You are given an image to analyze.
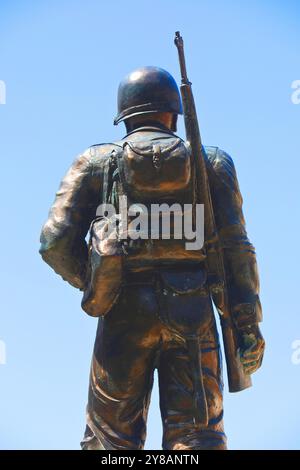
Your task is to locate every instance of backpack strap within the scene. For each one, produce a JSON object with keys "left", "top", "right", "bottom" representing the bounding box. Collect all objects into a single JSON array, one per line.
[{"left": 100, "top": 142, "right": 123, "bottom": 205}]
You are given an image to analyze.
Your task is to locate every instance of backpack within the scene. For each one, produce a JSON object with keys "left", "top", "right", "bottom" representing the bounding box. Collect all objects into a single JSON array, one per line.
[{"left": 81, "top": 135, "right": 205, "bottom": 317}]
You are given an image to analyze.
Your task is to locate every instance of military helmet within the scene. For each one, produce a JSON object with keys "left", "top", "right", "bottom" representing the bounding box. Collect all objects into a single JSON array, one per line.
[{"left": 114, "top": 66, "right": 183, "bottom": 125}]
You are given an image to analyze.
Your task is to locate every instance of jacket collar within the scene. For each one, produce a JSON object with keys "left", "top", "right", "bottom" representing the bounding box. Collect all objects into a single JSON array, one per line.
[{"left": 123, "top": 124, "right": 176, "bottom": 139}]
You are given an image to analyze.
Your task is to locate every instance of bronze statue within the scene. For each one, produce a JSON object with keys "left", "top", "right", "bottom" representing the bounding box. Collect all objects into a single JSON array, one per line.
[{"left": 40, "top": 33, "right": 264, "bottom": 450}]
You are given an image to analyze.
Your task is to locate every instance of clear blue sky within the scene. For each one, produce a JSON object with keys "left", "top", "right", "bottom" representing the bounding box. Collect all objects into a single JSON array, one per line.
[{"left": 0, "top": 0, "right": 299, "bottom": 450}]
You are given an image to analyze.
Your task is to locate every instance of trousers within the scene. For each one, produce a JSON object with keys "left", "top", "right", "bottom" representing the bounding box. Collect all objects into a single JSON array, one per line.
[{"left": 81, "top": 272, "right": 227, "bottom": 450}]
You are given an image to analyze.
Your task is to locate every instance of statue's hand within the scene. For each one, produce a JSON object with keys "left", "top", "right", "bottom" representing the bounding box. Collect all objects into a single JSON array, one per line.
[{"left": 239, "top": 324, "right": 265, "bottom": 374}]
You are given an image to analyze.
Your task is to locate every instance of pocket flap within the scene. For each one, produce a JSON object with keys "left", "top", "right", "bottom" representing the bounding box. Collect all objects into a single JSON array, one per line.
[{"left": 160, "top": 267, "right": 207, "bottom": 294}]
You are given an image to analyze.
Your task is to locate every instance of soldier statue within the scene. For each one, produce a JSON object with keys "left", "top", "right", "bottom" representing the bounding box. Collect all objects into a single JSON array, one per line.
[{"left": 40, "top": 33, "right": 264, "bottom": 450}]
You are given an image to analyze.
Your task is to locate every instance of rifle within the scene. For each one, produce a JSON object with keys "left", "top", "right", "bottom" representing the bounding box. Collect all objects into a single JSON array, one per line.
[{"left": 174, "top": 31, "right": 251, "bottom": 392}]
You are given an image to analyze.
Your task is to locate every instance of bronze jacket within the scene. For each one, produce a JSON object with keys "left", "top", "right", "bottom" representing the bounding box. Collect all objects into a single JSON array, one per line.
[{"left": 39, "top": 129, "right": 262, "bottom": 326}]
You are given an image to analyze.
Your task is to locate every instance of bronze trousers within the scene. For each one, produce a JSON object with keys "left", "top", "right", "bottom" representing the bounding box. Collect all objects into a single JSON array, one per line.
[{"left": 81, "top": 275, "right": 227, "bottom": 450}]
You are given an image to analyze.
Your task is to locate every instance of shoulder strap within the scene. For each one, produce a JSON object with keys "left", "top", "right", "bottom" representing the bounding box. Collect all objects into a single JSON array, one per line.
[{"left": 101, "top": 143, "right": 123, "bottom": 204}]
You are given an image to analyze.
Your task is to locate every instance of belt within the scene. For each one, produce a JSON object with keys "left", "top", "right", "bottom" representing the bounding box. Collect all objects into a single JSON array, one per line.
[{"left": 123, "top": 269, "right": 158, "bottom": 286}]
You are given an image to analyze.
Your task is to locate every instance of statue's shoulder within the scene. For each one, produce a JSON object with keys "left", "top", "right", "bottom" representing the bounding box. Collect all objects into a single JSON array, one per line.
[
  {"left": 85, "top": 142, "right": 122, "bottom": 175},
  {"left": 204, "top": 145, "right": 239, "bottom": 193},
  {"left": 89, "top": 142, "right": 123, "bottom": 165}
]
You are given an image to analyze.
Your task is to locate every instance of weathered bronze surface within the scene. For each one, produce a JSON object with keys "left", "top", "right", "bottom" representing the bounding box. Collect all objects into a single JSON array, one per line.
[{"left": 39, "top": 33, "right": 264, "bottom": 450}]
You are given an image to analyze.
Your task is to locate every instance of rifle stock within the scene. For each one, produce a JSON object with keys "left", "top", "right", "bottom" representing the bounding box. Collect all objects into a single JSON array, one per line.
[{"left": 174, "top": 31, "right": 251, "bottom": 392}]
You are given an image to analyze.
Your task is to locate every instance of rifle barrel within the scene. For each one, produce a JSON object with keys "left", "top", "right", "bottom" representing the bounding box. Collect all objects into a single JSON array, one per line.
[{"left": 174, "top": 31, "right": 189, "bottom": 84}]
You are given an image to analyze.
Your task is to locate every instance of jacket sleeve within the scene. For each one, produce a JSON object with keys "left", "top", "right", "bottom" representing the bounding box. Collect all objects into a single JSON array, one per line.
[
  {"left": 39, "top": 148, "right": 101, "bottom": 290},
  {"left": 206, "top": 147, "right": 262, "bottom": 328}
]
